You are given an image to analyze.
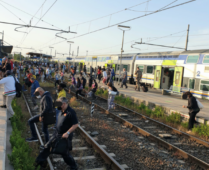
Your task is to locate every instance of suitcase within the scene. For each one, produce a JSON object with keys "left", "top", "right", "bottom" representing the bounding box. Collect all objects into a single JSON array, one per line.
[{"left": 141, "top": 85, "right": 148, "bottom": 92}]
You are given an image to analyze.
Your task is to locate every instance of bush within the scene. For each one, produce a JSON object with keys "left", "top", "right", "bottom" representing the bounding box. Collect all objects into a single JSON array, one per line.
[
  {"left": 192, "top": 124, "right": 209, "bottom": 137},
  {"left": 8, "top": 99, "right": 39, "bottom": 170}
]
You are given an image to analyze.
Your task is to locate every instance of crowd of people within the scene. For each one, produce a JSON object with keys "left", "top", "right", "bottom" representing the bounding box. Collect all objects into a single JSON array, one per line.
[{"left": 0, "top": 55, "right": 203, "bottom": 169}]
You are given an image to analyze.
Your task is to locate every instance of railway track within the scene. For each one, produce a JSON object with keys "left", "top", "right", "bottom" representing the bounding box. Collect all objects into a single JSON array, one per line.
[
  {"left": 22, "top": 92, "right": 127, "bottom": 170},
  {"left": 53, "top": 79, "right": 209, "bottom": 170}
]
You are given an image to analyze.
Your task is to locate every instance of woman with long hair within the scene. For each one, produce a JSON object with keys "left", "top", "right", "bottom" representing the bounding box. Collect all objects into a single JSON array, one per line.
[
  {"left": 87, "top": 79, "right": 98, "bottom": 99},
  {"left": 75, "top": 77, "right": 84, "bottom": 99},
  {"left": 107, "top": 82, "right": 118, "bottom": 111},
  {"left": 182, "top": 91, "right": 200, "bottom": 133}
]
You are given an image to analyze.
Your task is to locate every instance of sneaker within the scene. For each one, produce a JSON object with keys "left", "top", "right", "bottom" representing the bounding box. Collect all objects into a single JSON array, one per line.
[
  {"left": 0, "top": 105, "right": 6, "bottom": 108},
  {"left": 33, "top": 105, "right": 39, "bottom": 110},
  {"left": 26, "top": 137, "right": 38, "bottom": 142}
]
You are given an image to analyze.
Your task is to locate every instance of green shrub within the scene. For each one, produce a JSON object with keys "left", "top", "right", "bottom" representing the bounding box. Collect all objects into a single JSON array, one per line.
[
  {"left": 181, "top": 122, "right": 188, "bottom": 129},
  {"left": 192, "top": 124, "right": 209, "bottom": 137},
  {"left": 166, "top": 112, "right": 181, "bottom": 124},
  {"left": 8, "top": 99, "right": 39, "bottom": 170}
]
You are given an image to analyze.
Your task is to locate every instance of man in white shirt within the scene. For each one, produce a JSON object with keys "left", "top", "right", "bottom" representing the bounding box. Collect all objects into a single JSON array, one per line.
[
  {"left": 0, "top": 70, "right": 17, "bottom": 119},
  {"left": 46, "top": 67, "right": 49, "bottom": 79},
  {"left": 102, "top": 69, "right": 107, "bottom": 85}
]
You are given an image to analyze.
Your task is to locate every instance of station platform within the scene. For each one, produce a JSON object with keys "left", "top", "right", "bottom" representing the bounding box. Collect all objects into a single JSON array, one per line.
[
  {"left": 0, "top": 85, "right": 13, "bottom": 170},
  {"left": 96, "top": 80, "right": 209, "bottom": 124}
]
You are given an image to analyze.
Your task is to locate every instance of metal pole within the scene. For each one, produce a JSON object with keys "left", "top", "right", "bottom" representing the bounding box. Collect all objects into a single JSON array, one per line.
[
  {"left": 185, "top": 24, "right": 190, "bottom": 51},
  {"left": 118, "top": 30, "right": 125, "bottom": 84},
  {"left": 20, "top": 52, "right": 21, "bottom": 63}
]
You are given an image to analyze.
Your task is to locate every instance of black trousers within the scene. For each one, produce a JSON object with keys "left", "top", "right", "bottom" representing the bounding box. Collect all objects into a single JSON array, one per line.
[
  {"left": 188, "top": 110, "right": 200, "bottom": 130},
  {"left": 76, "top": 90, "right": 84, "bottom": 99},
  {"left": 36, "top": 146, "right": 77, "bottom": 169},
  {"left": 98, "top": 74, "right": 101, "bottom": 83},
  {"left": 55, "top": 80, "right": 60, "bottom": 87}
]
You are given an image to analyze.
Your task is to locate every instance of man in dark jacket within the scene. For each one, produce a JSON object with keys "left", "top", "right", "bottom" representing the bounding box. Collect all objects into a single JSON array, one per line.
[
  {"left": 35, "top": 97, "right": 78, "bottom": 170},
  {"left": 26, "top": 87, "right": 53, "bottom": 143},
  {"left": 182, "top": 91, "right": 200, "bottom": 133}
]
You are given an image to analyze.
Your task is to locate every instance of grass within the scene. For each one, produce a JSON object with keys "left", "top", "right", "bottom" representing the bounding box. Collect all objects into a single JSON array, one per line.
[
  {"left": 9, "top": 97, "right": 40, "bottom": 170},
  {"left": 39, "top": 81, "right": 55, "bottom": 87}
]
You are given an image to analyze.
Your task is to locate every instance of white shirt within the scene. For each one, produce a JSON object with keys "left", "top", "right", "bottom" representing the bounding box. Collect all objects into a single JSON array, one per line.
[
  {"left": 103, "top": 71, "right": 107, "bottom": 78},
  {"left": 35, "top": 68, "right": 39, "bottom": 75},
  {"left": 46, "top": 68, "right": 49, "bottom": 74}
]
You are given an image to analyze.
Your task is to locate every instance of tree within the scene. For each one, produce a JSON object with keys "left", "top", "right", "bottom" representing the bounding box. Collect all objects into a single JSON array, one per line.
[{"left": 13, "top": 54, "right": 25, "bottom": 61}]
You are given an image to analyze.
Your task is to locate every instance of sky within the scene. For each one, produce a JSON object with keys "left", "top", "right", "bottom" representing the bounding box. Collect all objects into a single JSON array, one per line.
[{"left": 0, "top": 0, "right": 209, "bottom": 59}]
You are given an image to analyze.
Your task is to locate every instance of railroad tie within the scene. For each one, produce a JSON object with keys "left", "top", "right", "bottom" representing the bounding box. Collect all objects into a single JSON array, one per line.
[
  {"left": 53, "top": 153, "right": 115, "bottom": 162},
  {"left": 73, "top": 145, "right": 106, "bottom": 151},
  {"left": 84, "top": 164, "right": 129, "bottom": 170}
]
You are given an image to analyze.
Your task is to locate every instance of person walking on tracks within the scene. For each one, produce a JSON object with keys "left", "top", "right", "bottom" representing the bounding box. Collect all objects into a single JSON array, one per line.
[
  {"left": 182, "top": 91, "right": 200, "bottom": 133},
  {"left": 26, "top": 87, "right": 53, "bottom": 143},
  {"left": 30, "top": 76, "right": 40, "bottom": 110},
  {"left": 135, "top": 67, "right": 142, "bottom": 91},
  {"left": 120, "top": 68, "right": 128, "bottom": 89},
  {"left": 107, "top": 82, "right": 118, "bottom": 111},
  {"left": 35, "top": 97, "right": 78, "bottom": 170}
]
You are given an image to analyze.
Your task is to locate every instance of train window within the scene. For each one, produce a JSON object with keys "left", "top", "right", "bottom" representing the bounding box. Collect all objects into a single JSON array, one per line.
[
  {"left": 189, "top": 79, "right": 195, "bottom": 89},
  {"left": 136, "top": 65, "right": 144, "bottom": 73},
  {"left": 200, "top": 80, "right": 209, "bottom": 91},
  {"left": 203, "top": 55, "right": 209, "bottom": 64},
  {"left": 147, "top": 66, "right": 154, "bottom": 74},
  {"left": 187, "top": 55, "right": 199, "bottom": 63},
  {"left": 117, "top": 65, "right": 128, "bottom": 71}
]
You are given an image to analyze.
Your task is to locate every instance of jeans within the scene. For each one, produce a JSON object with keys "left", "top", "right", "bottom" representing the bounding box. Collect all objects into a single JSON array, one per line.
[
  {"left": 28, "top": 115, "right": 49, "bottom": 143},
  {"left": 121, "top": 79, "right": 127, "bottom": 88},
  {"left": 3, "top": 95, "right": 15, "bottom": 116},
  {"left": 36, "top": 145, "right": 77, "bottom": 169},
  {"left": 136, "top": 79, "right": 140, "bottom": 91}
]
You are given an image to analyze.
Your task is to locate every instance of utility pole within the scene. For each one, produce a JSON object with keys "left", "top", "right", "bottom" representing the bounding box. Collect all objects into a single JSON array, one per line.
[
  {"left": 185, "top": 24, "right": 190, "bottom": 51},
  {"left": 117, "top": 25, "right": 131, "bottom": 84},
  {"left": 0, "top": 31, "right": 4, "bottom": 58}
]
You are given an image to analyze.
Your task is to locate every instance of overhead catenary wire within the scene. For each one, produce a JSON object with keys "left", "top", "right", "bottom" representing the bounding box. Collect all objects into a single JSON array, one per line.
[
  {"left": 89, "top": 30, "right": 187, "bottom": 53},
  {"left": 19, "top": 0, "right": 48, "bottom": 44},
  {"left": 37, "top": 0, "right": 152, "bottom": 49},
  {"left": 69, "top": 0, "right": 152, "bottom": 27},
  {"left": 39, "top": 0, "right": 196, "bottom": 50},
  {"left": 20, "top": 0, "right": 58, "bottom": 45},
  {"left": 0, "top": 2, "right": 27, "bottom": 24},
  {"left": 0, "top": 0, "right": 61, "bottom": 29}
]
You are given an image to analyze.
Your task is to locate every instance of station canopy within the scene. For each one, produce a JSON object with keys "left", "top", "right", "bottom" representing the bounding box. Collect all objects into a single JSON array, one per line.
[
  {"left": 0, "top": 46, "right": 13, "bottom": 57},
  {"left": 26, "top": 52, "right": 52, "bottom": 59}
]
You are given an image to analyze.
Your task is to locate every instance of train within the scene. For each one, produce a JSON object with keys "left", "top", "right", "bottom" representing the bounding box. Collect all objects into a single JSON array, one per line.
[{"left": 52, "top": 49, "right": 209, "bottom": 99}]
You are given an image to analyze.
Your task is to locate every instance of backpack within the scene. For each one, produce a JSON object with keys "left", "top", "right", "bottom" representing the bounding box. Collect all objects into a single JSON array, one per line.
[{"left": 13, "top": 76, "right": 22, "bottom": 98}]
